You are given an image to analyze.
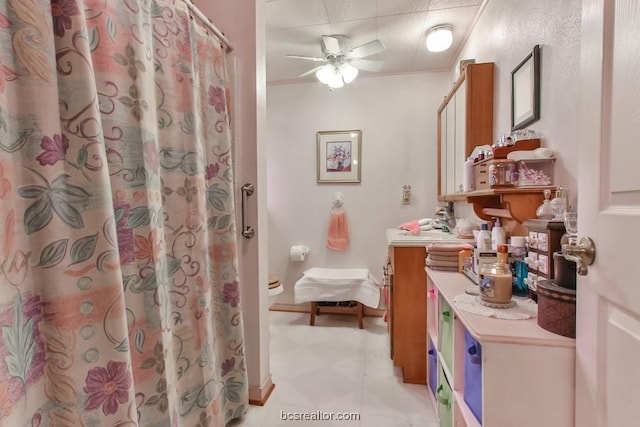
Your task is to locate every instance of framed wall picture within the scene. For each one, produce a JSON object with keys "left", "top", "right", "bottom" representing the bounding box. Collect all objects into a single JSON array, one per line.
[
  {"left": 316, "top": 130, "right": 362, "bottom": 183},
  {"left": 511, "top": 44, "right": 541, "bottom": 131}
]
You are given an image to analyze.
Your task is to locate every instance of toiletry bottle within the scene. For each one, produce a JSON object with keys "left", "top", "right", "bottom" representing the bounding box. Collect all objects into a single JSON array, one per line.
[
  {"left": 510, "top": 236, "right": 529, "bottom": 296},
  {"left": 550, "top": 186, "right": 568, "bottom": 220},
  {"left": 477, "top": 223, "right": 491, "bottom": 250},
  {"left": 491, "top": 217, "right": 506, "bottom": 251},
  {"left": 536, "top": 189, "right": 555, "bottom": 220},
  {"left": 479, "top": 244, "right": 512, "bottom": 304},
  {"left": 463, "top": 157, "right": 475, "bottom": 192}
]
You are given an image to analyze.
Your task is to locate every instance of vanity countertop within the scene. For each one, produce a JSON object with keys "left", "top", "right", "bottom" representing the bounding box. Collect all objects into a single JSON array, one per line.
[
  {"left": 427, "top": 268, "right": 575, "bottom": 348},
  {"left": 386, "top": 228, "right": 475, "bottom": 247}
]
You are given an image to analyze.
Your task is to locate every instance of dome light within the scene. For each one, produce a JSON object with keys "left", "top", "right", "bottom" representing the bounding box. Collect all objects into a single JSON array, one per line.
[{"left": 426, "top": 25, "right": 453, "bottom": 52}]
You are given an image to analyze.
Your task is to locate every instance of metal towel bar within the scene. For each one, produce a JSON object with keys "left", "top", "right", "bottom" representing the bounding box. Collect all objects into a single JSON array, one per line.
[{"left": 241, "top": 183, "right": 255, "bottom": 239}]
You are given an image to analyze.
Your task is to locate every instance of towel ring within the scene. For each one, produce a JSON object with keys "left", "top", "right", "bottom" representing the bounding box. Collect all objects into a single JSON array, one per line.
[{"left": 333, "top": 191, "right": 345, "bottom": 209}]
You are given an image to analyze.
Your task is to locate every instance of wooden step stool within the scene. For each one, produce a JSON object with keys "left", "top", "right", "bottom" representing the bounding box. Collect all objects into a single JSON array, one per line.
[{"left": 309, "top": 301, "right": 364, "bottom": 329}]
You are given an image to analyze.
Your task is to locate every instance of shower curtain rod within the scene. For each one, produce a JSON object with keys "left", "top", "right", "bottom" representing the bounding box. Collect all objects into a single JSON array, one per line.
[{"left": 181, "top": 0, "right": 233, "bottom": 52}]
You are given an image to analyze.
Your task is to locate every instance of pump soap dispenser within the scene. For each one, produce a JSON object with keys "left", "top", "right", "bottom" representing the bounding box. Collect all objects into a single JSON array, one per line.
[{"left": 491, "top": 217, "right": 506, "bottom": 251}]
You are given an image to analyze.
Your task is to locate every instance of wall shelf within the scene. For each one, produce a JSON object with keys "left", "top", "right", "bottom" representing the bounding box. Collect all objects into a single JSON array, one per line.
[{"left": 440, "top": 186, "right": 555, "bottom": 224}]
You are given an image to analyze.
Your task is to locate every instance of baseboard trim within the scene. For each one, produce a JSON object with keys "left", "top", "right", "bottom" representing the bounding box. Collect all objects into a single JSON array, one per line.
[{"left": 248, "top": 375, "right": 275, "bottom": 406}]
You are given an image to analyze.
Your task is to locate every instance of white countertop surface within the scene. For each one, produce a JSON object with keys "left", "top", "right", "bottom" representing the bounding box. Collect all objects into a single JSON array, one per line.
[
  {"left": 386, "top": 227, "right": 475, "bottom": 247},
  {"left": 427, "top": 268, "right": 575, "bottom": 348}
]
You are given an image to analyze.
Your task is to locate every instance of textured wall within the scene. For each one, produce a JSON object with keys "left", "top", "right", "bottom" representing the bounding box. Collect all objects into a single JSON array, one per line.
[
  {"left": 266, "top": 73, "right": 449, "bottom": 305},
  {"left": 455, "top": 0, "right": 582, "bottom": 209}
]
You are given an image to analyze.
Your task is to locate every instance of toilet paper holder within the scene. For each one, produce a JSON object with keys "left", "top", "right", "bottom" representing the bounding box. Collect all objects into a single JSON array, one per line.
[{"left": 290, "top": 245, "right": 309, "bottom": 262}]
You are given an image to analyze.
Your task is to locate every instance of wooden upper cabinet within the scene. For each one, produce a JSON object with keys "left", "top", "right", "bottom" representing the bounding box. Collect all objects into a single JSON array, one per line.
[{"left": 437, "top": 63, "right": 494, "bottom": 199}]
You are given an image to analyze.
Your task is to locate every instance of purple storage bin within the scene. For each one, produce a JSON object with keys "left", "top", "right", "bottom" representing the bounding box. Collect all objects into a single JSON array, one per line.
[
  {"left": 428, "top": 338, "right": 437, "bottom": 397},
  {"left": 463, "top": 329, "right": 482, "bottom": 423}
]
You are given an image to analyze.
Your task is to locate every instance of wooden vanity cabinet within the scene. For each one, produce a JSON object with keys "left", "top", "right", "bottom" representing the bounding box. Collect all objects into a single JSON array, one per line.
[
  {"left": 388, "top": 245, "right": 427, "bottom": 384},
  {"left": 438, "top": 63, "right": 494, "bottom": 199}
]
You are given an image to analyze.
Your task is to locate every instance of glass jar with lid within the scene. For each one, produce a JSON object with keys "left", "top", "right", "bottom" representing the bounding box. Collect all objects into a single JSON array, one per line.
[
  {"left": 479, "top": 244, "right": 513, "bottom": 304},
  {"left": 488, "top": 159, "right": 517, "bottom": 188}
]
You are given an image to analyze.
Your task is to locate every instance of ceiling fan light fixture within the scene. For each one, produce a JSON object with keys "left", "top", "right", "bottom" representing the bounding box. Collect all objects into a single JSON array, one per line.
[
  {"left": 327, "top": 68, "right": 345, "bottom": 89},
  {"left": 289, "top": 35, "right": 385, "bottom": 87},
  {"left": 339, "top": 63, "right": 359, "bottom": 83},
  {"left": 426, "top": 25, "right": 453, "bottom": 52},
  {"left": 316, "top": 63, "right": 355, "bottom": 88},
  {"left": 316, "top": 64, "right": 335, "bottom": 84}
]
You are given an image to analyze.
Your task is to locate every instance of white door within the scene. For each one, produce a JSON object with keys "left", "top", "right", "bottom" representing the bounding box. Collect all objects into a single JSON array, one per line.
[{"left": 576, "top": 0, "right": 640, "bottom": 425}]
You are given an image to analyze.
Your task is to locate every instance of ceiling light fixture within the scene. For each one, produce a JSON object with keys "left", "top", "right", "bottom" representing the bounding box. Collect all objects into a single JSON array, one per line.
[
  {"left": 315, "top": 61, "right": 359, "bottom": 89},
  {"left": 426, "top": 25, "right": 453, "bottom": 52}
]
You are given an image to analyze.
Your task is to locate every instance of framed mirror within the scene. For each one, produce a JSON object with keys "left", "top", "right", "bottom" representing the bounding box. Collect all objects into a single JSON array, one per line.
[{"left": 511, "top": 45, "right": 540, "bottom": 131}]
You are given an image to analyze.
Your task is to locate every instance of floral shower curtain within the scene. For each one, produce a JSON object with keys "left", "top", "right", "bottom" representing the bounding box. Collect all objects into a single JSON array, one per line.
[{"left": 0, "top": 0, "right": 248, "bottom": 425}]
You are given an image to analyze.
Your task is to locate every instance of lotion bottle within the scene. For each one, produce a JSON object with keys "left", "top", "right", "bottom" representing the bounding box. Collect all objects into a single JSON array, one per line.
[
  {"left": 477, "top": 223, "right": 491, "bottom": 250},
  {"left": 491, "top": 217, "right": 506, "bottom": 251}
]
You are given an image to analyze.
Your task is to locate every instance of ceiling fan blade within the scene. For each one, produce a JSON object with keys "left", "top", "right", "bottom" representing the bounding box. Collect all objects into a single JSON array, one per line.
[
  {"left": 350, "top": 39, "right": 385, "bottom": 59},
  {"left": 322, "top": 35, "right": 341, "bottom": 55},
  {"left": 286, "top": 54, "right": 327, "bottom": 62},
  {"left": 298, "top": 65, "right": 324, "bottom": 78},
  {"left": 351, "top": 59, "right": 384, "bottom": 72}
]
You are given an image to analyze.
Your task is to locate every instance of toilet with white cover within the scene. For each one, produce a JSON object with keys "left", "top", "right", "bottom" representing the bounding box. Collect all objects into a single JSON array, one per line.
[{"left": 268, "top": 275, "right": 284, "bottom": 307}]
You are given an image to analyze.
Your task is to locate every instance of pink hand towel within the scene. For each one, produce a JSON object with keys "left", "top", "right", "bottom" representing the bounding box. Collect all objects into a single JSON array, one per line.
[
  {"left": 327, "top": 211, "right": 349, "bottom": 251},
  {"left": 398, "top": 220, "right": 420, "bottom": 235}
]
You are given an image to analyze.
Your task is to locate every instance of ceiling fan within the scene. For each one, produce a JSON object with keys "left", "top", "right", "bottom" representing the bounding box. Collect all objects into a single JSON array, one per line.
[{"left": 287, "top": 35, "right": 385, "bottom": 88}]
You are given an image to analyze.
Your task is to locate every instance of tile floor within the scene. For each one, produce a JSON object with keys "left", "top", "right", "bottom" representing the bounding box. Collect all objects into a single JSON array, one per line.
[{"left": 228, "top": 310, "right": 438, "bottom": 427}]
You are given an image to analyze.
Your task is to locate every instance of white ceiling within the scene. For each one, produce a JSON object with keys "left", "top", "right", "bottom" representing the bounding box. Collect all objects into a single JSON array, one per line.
[{"left": 265, "top": 0, "right": 486, "bottom": 84}]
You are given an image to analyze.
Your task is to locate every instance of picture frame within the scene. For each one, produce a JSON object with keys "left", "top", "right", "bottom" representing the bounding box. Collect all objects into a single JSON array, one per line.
[
  {"left": 511, "top": 44, "right": 541, "bottom": 131},
  {"left": 317, "top": 130, "right": 362, "bottom": 183}
]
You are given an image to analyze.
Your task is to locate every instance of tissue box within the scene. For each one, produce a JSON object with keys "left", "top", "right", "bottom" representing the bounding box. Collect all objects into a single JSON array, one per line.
[{"left": 517, "top": 158, "right": 555, "bottom": 187}]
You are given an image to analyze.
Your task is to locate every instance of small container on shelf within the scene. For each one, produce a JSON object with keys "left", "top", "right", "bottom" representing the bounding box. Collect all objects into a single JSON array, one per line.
[
  {"left": 488, "top": 159, "right": 517, "bottom": 188},
  {"left": 536, "top": 189, "right": 555, "bottom": 220},
  {"left": 517, "top": 158, "right": 555, "bottom": 187}
]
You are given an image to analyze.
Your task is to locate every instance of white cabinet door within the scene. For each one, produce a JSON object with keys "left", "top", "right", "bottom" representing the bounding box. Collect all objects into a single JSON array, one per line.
[
  {"left": 454, "top": 80, "right": 467, "bottom": 194},
  {"left": 577, "top": 0, "right": 640, "bottom": 425},
  {"left": 445, "top": 96, "right": 456, "bottom": 195},
  {"left": 440, "top": 105, "right": 448, "bottom": 196}
]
